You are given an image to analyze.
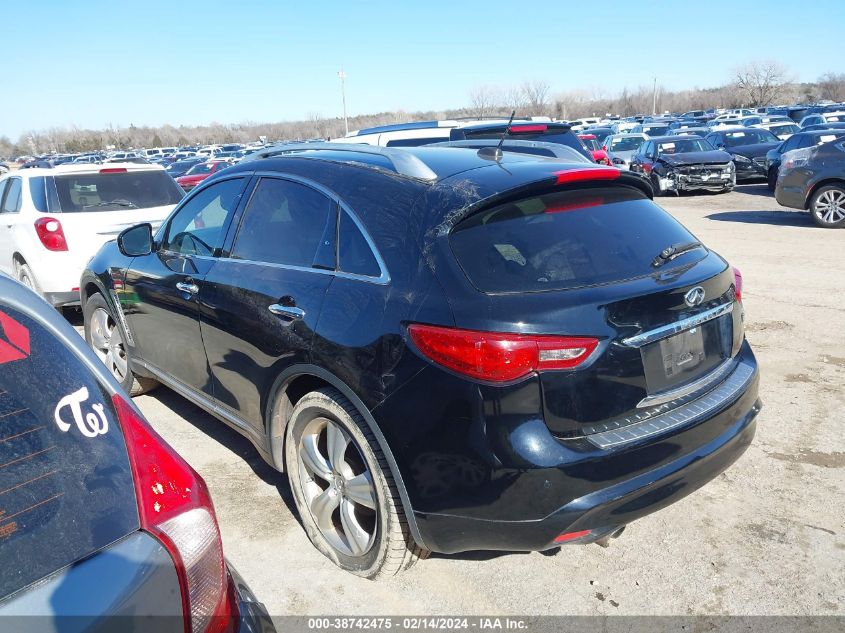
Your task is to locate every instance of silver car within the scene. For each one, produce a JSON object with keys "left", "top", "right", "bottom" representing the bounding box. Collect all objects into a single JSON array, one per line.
[{"left": 604, "top": 133, "right": 648, "bottom": 169}]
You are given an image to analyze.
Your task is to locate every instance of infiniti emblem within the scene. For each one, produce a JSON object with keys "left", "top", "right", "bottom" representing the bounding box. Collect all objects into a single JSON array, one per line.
[{"left": 684, "top": 286, "right": 706, "bottom": 307}]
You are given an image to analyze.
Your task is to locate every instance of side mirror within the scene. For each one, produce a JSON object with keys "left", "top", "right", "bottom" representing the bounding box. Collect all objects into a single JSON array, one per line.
[{"left": 118, "top": 223, "right": 153, "bottom": 257}]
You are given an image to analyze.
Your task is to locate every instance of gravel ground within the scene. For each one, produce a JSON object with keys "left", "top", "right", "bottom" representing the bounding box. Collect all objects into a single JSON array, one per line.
[{"left": 95, "top": 184, "right": 844, "bottom": 616}]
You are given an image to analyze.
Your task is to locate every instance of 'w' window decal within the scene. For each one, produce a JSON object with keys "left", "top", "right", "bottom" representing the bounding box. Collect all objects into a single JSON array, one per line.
[{"left": 0, "top": 311, "right": 31, "bottom": 365}]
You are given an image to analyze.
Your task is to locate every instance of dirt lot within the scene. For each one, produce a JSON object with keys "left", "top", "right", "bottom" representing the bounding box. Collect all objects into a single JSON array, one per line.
[{"left": 113, "top": 184, "right": 844, "bottom": 616}]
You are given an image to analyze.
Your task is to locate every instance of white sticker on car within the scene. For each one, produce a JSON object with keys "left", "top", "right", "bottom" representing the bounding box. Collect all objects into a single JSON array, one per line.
[{"left": 54, "top": 387, "right": 109, "bottom": 438}]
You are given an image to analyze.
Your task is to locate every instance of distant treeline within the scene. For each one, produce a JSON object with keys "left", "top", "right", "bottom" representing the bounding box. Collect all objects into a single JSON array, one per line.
[{"left": 3, "top": 64, "right": 843, "bottom": 159}]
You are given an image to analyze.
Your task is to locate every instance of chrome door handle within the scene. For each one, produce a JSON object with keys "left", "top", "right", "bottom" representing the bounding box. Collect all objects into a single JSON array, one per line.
[
  {"left": 176, "top": 281, "right": 199, "bottom": 295},
  {"left": 268, "top": 304, "right": 305, "bottom": 320}
]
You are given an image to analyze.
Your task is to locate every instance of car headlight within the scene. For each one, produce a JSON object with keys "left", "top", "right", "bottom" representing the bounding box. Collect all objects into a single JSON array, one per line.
[{"left": 733, "top": 154, "right": 751, "bottom": 163}]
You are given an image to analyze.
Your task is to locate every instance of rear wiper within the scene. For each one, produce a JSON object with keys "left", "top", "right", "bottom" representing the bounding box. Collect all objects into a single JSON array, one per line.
[
  {"left": 83, "top": 200, "right": 138, "bottom": 209},
  {"left": 652, "top": 240, "right": 704, "bottom": 267}
]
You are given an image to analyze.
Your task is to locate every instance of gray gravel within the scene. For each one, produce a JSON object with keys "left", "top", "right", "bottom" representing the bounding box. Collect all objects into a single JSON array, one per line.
[{"left": 101, "top": 184, "right": 844, "bottom": 616}]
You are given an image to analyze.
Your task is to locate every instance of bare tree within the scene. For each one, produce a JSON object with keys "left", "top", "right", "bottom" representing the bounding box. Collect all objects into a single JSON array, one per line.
[
  {"left": 817, "top": 72, "right": 845, "bottom": 102},
  {"left": 468, "top": 85, "right": 499, "bottom": 118},
  {"left": 520, "top": 80, "right": 550, "bottom": 116},
  {"left": 733, "top": 61, "right": 790, "bottom": 106}
]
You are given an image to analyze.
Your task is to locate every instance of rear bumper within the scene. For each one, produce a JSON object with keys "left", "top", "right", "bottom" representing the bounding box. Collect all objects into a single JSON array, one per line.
[
  {"left": 775, "top": 170, "right": 811, "bottom": 210},
  {"left": 407, "top": 345, "right": 761, "bottom": 554}
]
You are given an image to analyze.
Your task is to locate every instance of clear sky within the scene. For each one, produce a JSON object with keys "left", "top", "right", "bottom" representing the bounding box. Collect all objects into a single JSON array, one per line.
[{"left": 1, "top": 0, "right": 842, "bottom": 139}]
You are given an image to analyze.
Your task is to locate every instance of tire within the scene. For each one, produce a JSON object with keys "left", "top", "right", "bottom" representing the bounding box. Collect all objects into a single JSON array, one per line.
[
  {"left": 284, "top": 387, "right": 428, "bottom": 578},
  {"left": 808, "top": 185, "right": 845, "bottom": 229},
  {"left": 767, "top": 168, "right": 777, "bottom": 192},
  {"left": 16, "top": 262, "right": 42, "bottom": 296},
  {"left": 649, "top": 173, "right": 663, "bottom": 197},
  {"left": 83, "top": 292, "right": 158, "bottom": 396}
]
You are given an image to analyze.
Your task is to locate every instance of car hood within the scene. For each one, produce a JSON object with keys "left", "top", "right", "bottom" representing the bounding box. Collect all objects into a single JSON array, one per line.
[
  {"left": 727, "top": 143, "right": 780, "bottom": 158},
  {"left": 658, "top": 150, "right": 732, "bottom": 166}
]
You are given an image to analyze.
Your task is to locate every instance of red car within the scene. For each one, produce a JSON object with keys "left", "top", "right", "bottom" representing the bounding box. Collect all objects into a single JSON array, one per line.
[
  {"left": 578, "top": 134, "right": 611, "bottom": 165},
  {"left": 175, "top": 160, "right": 232, "bottom": 191}
]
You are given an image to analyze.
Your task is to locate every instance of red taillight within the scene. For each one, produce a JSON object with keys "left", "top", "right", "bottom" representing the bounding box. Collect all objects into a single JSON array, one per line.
[
  {"left": 510, "top": 124, "right": 548, "bottom": 133},
  {"left": 100, "top": 167, "right": 128, "bottom": 173},
  {"left": 407, "top": 324, "right": 598, "bottom": 383},
  {"left": 554, "top": 529, "right": 592, "bottom": 544},
  {"left": 34, "top": 217, "right": 68, "bottom": 251},
  {"left": 733, "top": 267, "right": 743, "bottom": 303},
  {"left": 554, "top": 168, "right": 621, "bottom": 185},
  {"left": 112, "top": 395, "right": 235, "bottom": 633}
]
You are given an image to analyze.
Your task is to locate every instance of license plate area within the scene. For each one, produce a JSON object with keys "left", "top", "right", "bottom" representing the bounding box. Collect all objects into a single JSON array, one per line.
[{"left": 641, "top": 316, "right": 732, "bottom": 394}]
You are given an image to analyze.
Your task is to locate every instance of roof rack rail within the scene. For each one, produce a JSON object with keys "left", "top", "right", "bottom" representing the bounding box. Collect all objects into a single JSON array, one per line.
[{"left": 241, "top": 142, "right": 439, "bottom": 181}]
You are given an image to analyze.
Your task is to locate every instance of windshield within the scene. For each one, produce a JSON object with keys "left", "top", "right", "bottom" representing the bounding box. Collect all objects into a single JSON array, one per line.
[
  {"left": 52, "top": 170, "right": 184, "bottom": 212},
  {"left": 769, "top": 124, "right": 799, "bottom": 134},
  {"left": 721, "top": 130, "right": 779, "bottom": 146},
  {"left": 644, "top": 125, "right": 670, "bottom": 136},
  {"left": 657, "top": 138, "right": 714, "bottom": 153},
  {"left": 186, "top": 163, "right": 214, "bottom": 175},
  {"left": 580, "top": 138, "right": 600, "bottom": 151},
  {"left": 608, "top": 136, "right": 644, "bottom": 151}
]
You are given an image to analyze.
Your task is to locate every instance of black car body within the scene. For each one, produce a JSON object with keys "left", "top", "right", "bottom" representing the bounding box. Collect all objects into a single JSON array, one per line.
[
  {"left": 630, "top": 136, "right": 735, "bottom": 194},
  {"left": 0, "top": 275, "right": 273, "bottom": 631},
  {"left": 705, "top": 128, "right": 780, "bottom": 181},
  {"left": 765, "top": 130, "right": 845, "bottom": 190},
  {"left": 775, "top": 137, "right": 845, "bottom": 228},
  {"left": 447, "top": 121, "right": 594, "bottom": 161},
  {"left": 81, "top": 144, "right": 761, "bottom": 577}
]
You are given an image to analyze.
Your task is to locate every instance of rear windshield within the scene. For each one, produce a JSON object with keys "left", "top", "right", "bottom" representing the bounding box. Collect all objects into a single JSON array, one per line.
[
  {"left": 608, "top": 136, "right": 644, "bottom": 151},
  {"left": 449, "top": 187, "right": 702, "bottom": 293},
  {"left": 720, "top": 130, "right": 778, "bottom": 146},
  {"left": 52, "top": 170, "right": 183, "bottom": 212},
  {"left": 0, "top": 306, "right": 137, "bottom": 598},
  {"left": 455, "top": 128, "right": 593, "bottom": 160}
]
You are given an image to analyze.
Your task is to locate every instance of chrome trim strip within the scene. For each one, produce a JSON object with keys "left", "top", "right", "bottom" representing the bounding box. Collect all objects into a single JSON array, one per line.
[
  {"left": 588, "top": 359, "right": 755, "bottom": 450},
  {"left": 636, "top": 357, "right": 735, "bottom": 408},
  {"left": 621, "top": 302, "right": 734, "bottom": 348},
  {"left": 136, "top": 359, "right": 255, "bottom": 437}
]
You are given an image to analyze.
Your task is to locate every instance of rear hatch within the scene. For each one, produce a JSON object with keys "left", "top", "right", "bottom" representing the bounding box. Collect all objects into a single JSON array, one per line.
[
  {"left": 0, "top": 303, "right": 141, "bottom": 600},
  {"left": 30, "top": 167, "right": 183, "bottom": 254},
  {"left": 443, "top": 181, "right": 743, "bottom": 440}
]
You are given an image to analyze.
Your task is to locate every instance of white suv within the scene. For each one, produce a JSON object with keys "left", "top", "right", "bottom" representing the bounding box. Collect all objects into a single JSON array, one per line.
[{"left": 0, "top": 163, "right": 184, "bottom": 306}]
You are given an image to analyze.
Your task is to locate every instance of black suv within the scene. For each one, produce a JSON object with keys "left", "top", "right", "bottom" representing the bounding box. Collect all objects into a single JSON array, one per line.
[{"left": 81, "top": 144, "right": 761, "bottom": 578}]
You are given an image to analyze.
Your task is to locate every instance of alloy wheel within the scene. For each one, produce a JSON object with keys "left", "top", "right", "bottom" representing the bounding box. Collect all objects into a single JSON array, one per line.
[
  {"left": 89, "top": 307, "right": 129, "bottom": 382},
  {"left": 296, "top": 416, "right": 377, "bottom": 557},
  {"left": 813, "top": 189, "right": 845, "bottom": 225}
]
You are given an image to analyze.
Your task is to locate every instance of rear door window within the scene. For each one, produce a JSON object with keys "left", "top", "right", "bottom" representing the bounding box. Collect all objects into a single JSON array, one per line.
[
  {"left": 231, "top": 178, "right": 336, "bottom": 269},
  {"left": 0, "top": 306, "right": 137, "bottom": 599},
  {"left": 449, "top": 187, "right": 702, "bottom": 293}
]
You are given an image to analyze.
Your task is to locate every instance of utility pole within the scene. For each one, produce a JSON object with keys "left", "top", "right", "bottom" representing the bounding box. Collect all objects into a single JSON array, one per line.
[
  {"left": 338, "top": 69, "right": 348, "bottom": 137},
  {"left": 652, "top": 77, "right": 657, "bottom": 116}
]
